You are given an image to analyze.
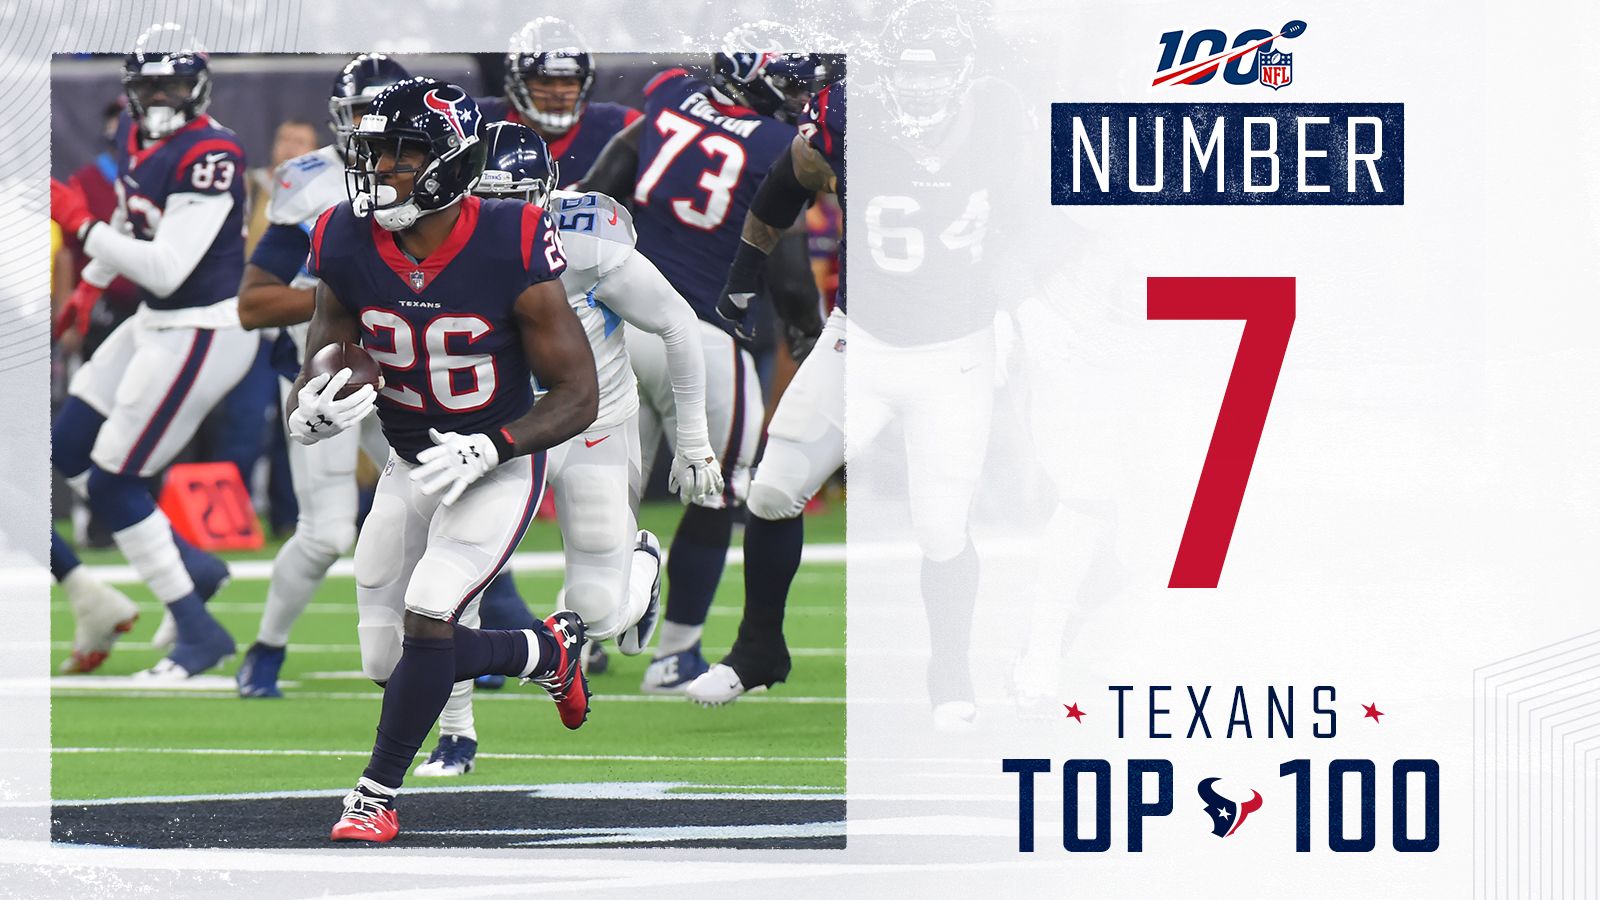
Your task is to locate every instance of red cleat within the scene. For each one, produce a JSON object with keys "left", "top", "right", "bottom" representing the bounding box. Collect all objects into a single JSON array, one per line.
[
  {"left": 529, "top": 611, "right": 591, "bottom": 729},
  {"left": 329, "top": 784, "right": 398, "bottom": 842}
]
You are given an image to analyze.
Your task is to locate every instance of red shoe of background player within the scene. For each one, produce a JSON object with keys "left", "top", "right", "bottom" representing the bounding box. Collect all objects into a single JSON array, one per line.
[
  {"left": 528, "top": 611, "right": 592, "bottom": 729},
  {"left": 329, "top": 782, "right": 398, "bottom": 842}
]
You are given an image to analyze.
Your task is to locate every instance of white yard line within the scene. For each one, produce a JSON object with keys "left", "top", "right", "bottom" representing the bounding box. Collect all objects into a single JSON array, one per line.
[
  {"left": 74, "top": 543, "right": 850, "bottom": 585},
  {"left": 49, "top": 685, "right": 847, "bottom": 703}
]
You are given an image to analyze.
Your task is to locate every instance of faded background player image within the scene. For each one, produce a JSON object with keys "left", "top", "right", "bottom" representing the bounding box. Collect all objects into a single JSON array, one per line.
[{"left": 44, "top": 21, "right": 847, "bottom": 851}]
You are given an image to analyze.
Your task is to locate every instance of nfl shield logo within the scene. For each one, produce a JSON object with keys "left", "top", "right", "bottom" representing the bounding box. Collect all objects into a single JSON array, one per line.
[
  {"left": 1259, "top": 49, "right": 1292, "bottom": 90},
  {"left": 409, "top": 270, "right": 425, "bottom": 291}
]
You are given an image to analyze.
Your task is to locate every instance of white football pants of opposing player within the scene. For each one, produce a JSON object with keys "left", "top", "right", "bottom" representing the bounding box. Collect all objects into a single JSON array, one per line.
[
  {"left": 257, "top": 376, "right": 390, "bottom": 647},
  {"left": 434, "top": 412, "right": 660, "bottom": 745},
  {"left": 354, "top": 451, "right": 545, "bottom": 683},
  {"left": 630, "top": 320, "right": 762, "bottom": 509}
]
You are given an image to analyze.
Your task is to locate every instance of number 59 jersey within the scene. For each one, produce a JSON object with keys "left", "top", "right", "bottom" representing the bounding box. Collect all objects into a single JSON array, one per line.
[
  {"left": 309, "top": 195, "right": 568, "bottom": 463},
  {"left": 631, "top": 68, "right": 796, "bottom": 327},
  {"left": 549, "top": 189, "right": 640, "bottom": 431}
]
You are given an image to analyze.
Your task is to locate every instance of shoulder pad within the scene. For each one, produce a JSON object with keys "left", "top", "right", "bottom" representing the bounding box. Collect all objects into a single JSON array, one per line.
[
  {"left": 268, "top": 146, "right": 345, "bottom": 227},
  {"left": 549, "top": 190, "right": 635, "bottom": 246},
  {"left": 547, "top": 190, "right": 634, "bottom": 274}
]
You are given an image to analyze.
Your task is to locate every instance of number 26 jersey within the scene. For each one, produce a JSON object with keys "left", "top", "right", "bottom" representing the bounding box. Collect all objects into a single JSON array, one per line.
[{"left": 309, "top": 196, "right": 567, "bottom": 463}]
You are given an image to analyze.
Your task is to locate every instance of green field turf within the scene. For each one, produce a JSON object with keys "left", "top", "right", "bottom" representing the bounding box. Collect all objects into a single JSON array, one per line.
[{"left": 51, "top": 500, "right": 845, "bottom": 802}]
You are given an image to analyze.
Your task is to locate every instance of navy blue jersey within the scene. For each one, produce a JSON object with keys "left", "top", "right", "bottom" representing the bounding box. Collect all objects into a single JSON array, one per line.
[
  {"left": 849, "top": 77, "right": 1024, "bottom": 345},
  {"left": 800, "top": 79, "right": 846, "bottom": 311},
  {"left": 309, "top": 196, "right": 568, "bottom": 462},
  {"left": 479, "top": 98, "right": 640, "bottom": 190},
  {"left": 631, "top": 68, "right": 797, "bottom": 327},
  {"left": 113, "top": 112, "right": 247, "bottom": 311}
]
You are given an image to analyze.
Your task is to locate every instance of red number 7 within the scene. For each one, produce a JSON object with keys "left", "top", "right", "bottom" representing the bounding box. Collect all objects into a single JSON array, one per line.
[{"left": 1148, "top": 277, "right": 1295, "bottom": 588}]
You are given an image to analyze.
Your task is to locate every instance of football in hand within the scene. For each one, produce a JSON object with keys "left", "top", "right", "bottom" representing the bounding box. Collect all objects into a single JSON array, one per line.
[{"left": 308, "top": 341, "right": 383, "bottom": 399}]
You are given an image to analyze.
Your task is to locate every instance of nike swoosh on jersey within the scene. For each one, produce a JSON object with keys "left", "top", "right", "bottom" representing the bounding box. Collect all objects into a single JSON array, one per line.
[
  {"left": 584, "top": 435, "right": 610, "bottom": 448},
  {"left": 608, "top": 209, "right": 619, "bottom": 225}
]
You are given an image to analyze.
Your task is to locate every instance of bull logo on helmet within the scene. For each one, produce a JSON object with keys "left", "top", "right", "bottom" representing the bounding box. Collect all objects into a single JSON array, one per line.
[{"left": 423, "top": 88, "right": 476, "bottom": 143}]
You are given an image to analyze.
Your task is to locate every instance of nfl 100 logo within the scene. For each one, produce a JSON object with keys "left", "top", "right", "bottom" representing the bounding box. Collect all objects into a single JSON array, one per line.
[
  {"left": 1150, "top": 20, "right": 1306, "bottom": 88},
  {"left": 1259, "top": 49, "right": 1292, "bottom": 90}
]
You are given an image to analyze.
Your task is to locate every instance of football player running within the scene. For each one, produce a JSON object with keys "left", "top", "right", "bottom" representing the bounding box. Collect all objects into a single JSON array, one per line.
[
  {"left": 50, "top": 24, "right": 255, "bottom": 679},
  {"left": 296, "top": 78, "right": 599, "bottom": 842},
  {"left": 412, "top": 122, "right": 720, "bottom": 777},
  {"left": 688, "top": 77, "right": 845, "bottom": 707},
  {"left": 229, "top": 53, "right": 411, "bottom": 699},
  {"left": 580, "top": 36, "right": 828, "bottom": 693},
  {"left": 481, "top": 17, "right": 640, "bottom": 191}
]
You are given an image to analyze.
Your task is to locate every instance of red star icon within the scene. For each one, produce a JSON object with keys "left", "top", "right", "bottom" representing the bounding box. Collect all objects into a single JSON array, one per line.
[
  {"left": 1362, "top": 702, "right": 1384, "bottom": 723},
  {"left": 1064, "top": 703, "right": 1086, "bottom": 723}
]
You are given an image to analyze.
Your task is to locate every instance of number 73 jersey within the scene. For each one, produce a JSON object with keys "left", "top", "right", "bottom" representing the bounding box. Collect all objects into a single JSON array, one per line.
[
  {"left": 309, "top": 195, "right": 568, "bottom": 463},
  {"left": 631, "top": 68, "right": 796, "bottom": 326}
]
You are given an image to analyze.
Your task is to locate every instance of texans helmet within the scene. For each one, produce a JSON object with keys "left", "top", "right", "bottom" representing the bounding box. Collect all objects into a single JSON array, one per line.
[
  {"left": 329, "top": 53, "right": 411, "bottom": 142},
  {"left": 122, "top": 23, "right": 211, "bottom": 140},
  {"left": 345, "top": 78, "right": 487, "bottom": 232},
  {"left": 505, "top": 17, "right": 595, "bottom": 135},
  {"left": 712, "top": 22, "right": 829, "bottom": 123},
  {"left": 876, "top": 0, "right": 976, "bottom": 136},
  {"left": 474, "top": 122, "right": 557, "bottom": 209}
]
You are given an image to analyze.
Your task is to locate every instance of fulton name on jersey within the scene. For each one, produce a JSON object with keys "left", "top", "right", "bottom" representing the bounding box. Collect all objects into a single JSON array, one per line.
[{"left": 679, "top": 93, "right": 762, "bottom": 138}]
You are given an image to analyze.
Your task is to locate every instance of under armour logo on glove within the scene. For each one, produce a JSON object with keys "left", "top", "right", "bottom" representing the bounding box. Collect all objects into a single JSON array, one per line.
[
  {"left": 412, "top": 428, "right": 501, "bottom": 507},
  {"left": 288, "top": 369, "right": 377, "bottom": 447}
]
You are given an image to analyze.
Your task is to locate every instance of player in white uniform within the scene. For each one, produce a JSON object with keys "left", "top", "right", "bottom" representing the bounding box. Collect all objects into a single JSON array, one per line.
[
  {"left": 225, "top": 55, "right": 411, "bottom": 697},
  {"left": 409, "top": 121, "right": 721, "bottom": 776}
]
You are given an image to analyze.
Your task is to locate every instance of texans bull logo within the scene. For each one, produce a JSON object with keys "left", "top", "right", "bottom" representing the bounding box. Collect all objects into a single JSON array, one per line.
[
  {"left": 423, "top": 88, "right": 477, "bottom": 143},
  {"left": 1198, "top": 777, "right": 1263, "bottom": 838}
]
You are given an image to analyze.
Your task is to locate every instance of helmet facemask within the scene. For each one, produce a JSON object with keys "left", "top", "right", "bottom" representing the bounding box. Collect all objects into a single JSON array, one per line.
[
  {"left": 476, "top": 158, "right": 558, "bottom": 210},
  {"left": 347, "top": 128, "right": 483, "bottom": 232},
  {"left": 124, "top": 70, "right": 210, "bottom": 140}
]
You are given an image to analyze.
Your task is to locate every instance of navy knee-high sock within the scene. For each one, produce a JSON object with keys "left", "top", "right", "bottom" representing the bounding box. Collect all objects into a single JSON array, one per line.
[
  {"left": 922, "top": 539, "right": 979, "bottom": 705},
  {"left": 51, "top": 529, "right": 81, "bottom": 582},
  {"left": 664, "top": 503, "right": 733, "bottom": 628},
  {"left": 478, "top": 571, "right": 538, "bottom": 631},
  {"left": 451, "top": 621, "right": 559, "bottom": 680},
  {"left": 363, "top": 636, "right": 456, "bottom": 790},
  {"left": 734, "top": 514, "right": 805, "bottom": 666}
]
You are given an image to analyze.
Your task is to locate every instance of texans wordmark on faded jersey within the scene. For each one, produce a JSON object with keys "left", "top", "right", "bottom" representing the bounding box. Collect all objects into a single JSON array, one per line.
[
  {"left": 851, "top": 77, "right": 1030, "bottom": 346},
  {"left": 308, "top": 196, "right": 568, "bottom": 462},
  {"left": 549, "top": 189, "right": 639, "bottom": 431},
  {"left": 631, "top": 68, "right": 796, "bottom": 327},
  {"left": 478, "top": 98, "right": 641, "bottom": 190},
  {"left": 113, "top": 111, "right": 247, "bottom": 310}
]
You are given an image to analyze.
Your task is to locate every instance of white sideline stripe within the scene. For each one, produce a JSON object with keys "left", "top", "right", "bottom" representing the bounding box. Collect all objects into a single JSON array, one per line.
[
  {"left": 49, "top": 685, "right": 846, "bottom": 703},
  {"left": 38, "top": 780, "right": 842, "bottom": 809},
  {"left": 75, "top": 543, "right": 849, "bottom": 585}
]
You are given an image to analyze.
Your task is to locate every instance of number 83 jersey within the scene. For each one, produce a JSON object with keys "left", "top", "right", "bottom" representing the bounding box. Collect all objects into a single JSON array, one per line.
[
  {"left": 631, "top": 68, "right": 796, "bottom": 327},
  {"left": 309, "top": 195, "right": 567, "bottom": 463}
]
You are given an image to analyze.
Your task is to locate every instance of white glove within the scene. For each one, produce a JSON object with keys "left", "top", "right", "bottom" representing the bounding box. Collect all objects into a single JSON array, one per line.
[
  {"left": 411, "top": 428, "right": 500, "bottom": 506},
  {"left": 287, "top": 370, "right": 377, "bottom": 446},
  {"left": 668, "top": 445, "right": 724, "bottom": 506}
]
